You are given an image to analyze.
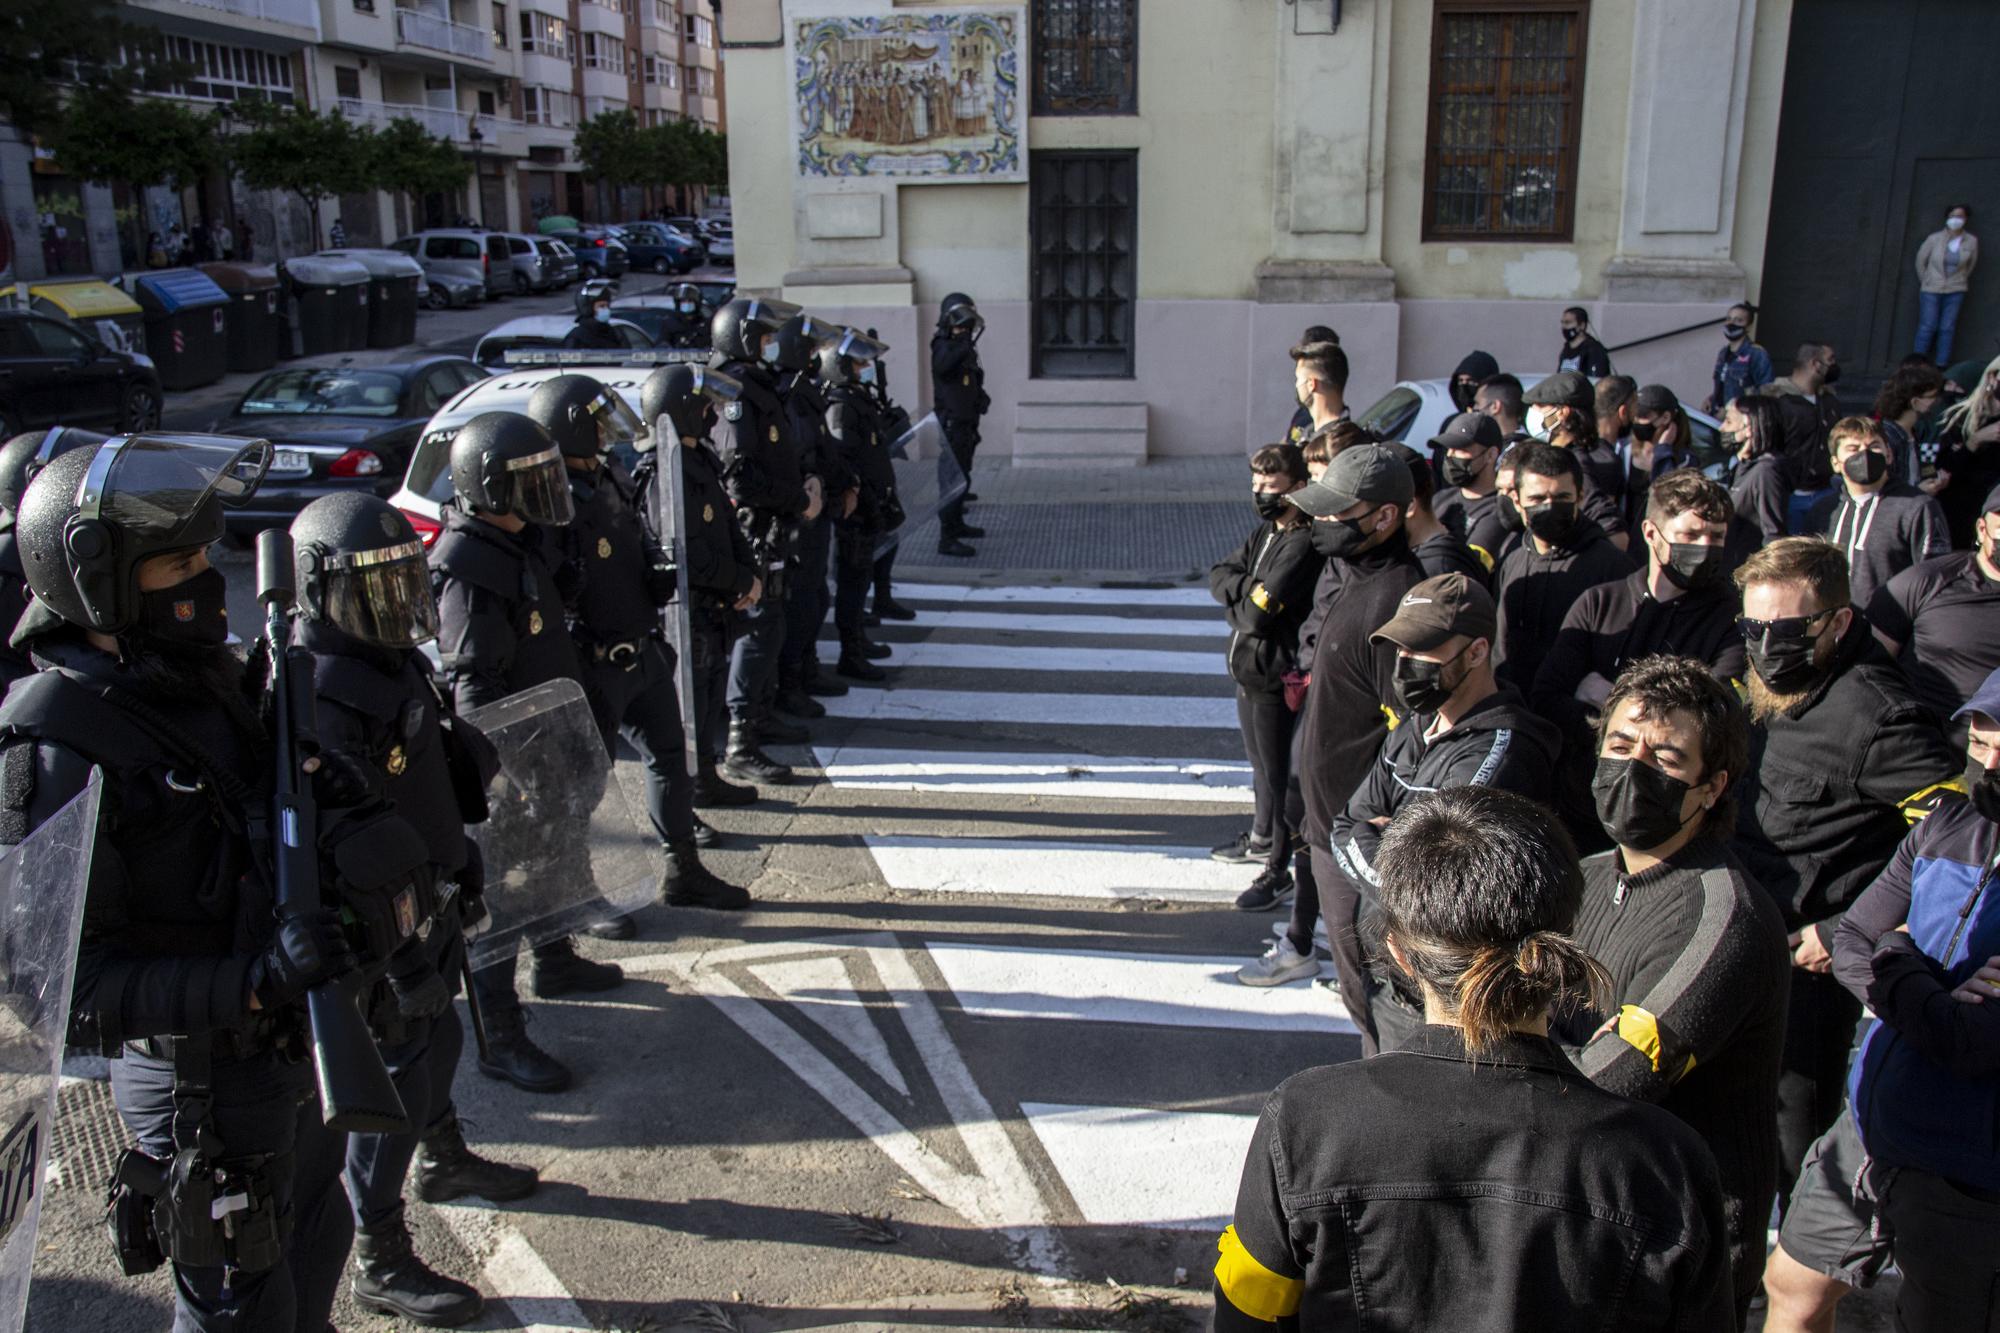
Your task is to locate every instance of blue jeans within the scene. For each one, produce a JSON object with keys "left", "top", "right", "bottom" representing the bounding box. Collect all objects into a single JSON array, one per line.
[{"left": 1914, "top": 290, "right": 1966, "bottom": 365}]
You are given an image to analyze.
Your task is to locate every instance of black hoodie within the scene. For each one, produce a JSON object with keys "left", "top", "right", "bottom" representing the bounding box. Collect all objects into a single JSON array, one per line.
[{"left": 1492, "top": 515, "right": 1634, "bottom": 691}]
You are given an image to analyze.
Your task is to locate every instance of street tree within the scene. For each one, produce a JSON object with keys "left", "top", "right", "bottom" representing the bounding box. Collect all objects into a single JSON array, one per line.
[
  {"left": 227, "top": 104, "right": 377, "bottom": 253},
  {"left": 369, "top": 117, "right": 472, "bottom": 227},
  {"left": 575, "top": 109, "right": 647, "bottom": 217},
  {"left": 0, "top": 0, "right": 178, "bottom": 132},
  {"left": 46, "top": 85, "right": 225, "bottom": 196}
]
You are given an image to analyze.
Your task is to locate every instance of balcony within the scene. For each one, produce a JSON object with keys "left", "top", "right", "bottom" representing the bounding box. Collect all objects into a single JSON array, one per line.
[
  {"left": 337, "top": 97, "right": 522, "bottom": 151},
  {"left": 130, "top": 0, "right": 319, "bottom": 38},
  {"left": 395, "top": 6, "right": 491, "bottom": 60}
]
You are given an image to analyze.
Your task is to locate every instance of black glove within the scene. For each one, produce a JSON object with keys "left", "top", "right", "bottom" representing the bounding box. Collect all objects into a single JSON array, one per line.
[
  {"left": 389, "top": 966, "right": 451, "bottom": 1022},
  {"left": 309, "top": 748, "right": 381, "bottom": 809},
  {"left": 644, "top": 547, "right": 679, "bottom": 606},
  {"left": 249, "top": 909, "right": 356, "bottom": 1010},
  {"left": 552, "top": 556, "right": 584, "bottom": 605}
]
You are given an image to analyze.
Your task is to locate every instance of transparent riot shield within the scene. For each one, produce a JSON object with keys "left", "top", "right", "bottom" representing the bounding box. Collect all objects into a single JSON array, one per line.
[
  {"left": 460, "top": 680, "right": 655, "bottom": 970},
  {"left": 0, "top": 774, "right": 100, "bottom": 1332},
  {"left": 874, "top": 412, "right": 970, "bottom": 561},
  {"left": 649, "top": 421, "right": 699, "bottom": 778}
]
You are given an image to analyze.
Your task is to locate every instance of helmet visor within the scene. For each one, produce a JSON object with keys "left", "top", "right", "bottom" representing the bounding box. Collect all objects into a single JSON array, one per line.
[
  {"left": 691, "top": 366, "right": 744, "bottom": 403},
  {"left": 82, "top": 433, "right": 271, "bottom": 546},
  {"left": 321, "top": 541, "right": 440, "bottom": 647},
  {"left": 585, "top": 388, "right": 645, "bottom": 453},
  {"left": 504, "top": 445, "right": 576, "bottom": 525},
  {"left": 827, "top": 328, "right": 887, "bottom": 363}
]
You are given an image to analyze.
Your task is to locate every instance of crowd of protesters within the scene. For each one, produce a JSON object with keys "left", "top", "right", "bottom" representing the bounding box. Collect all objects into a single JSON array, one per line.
[{"left": 1208, "top": 318, "right": 2000, "bottom": 1330}]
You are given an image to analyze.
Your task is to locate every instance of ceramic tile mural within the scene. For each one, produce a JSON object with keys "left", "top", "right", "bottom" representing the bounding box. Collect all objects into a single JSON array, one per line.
[{"left": 790, "top": 9, "right": 1026, "bottom": 182}]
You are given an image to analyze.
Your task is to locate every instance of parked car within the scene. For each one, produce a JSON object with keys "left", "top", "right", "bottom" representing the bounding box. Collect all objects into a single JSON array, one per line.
[
  {"left": 543, "top": 229, "right": 629, "bottom": 280},
  {"left": 1352, "top": 374, "right": 1729, "bottom": 474},
  {"left": 209, "top": 356, "right": 488, "bottom": 533},
  {"left": 613, "top": 222, "right": 703, "bottom": 274},
  {"left": 535, "top": 237, "right": 578, "bottom": 288},
  {"left": 389, "top": 231, "right": 491, "bottom": 309},
  {"left": 608, "top": 295, "right": 708, "bottom": 345},
  {"left": 0, "top": 307, "right": 162, "bottom": 438},
  {"left": 471, "top": 315, "right": 652, "bottom": 367},
  {"left": 389, "top": 359, "right": 656, "bottom": 541},
  {"left": 690, "top": 278, "right": 736, "bottom": 312},
  {"left": 703, "top": 232, "right": 734, "bottom": 269},
  {"left": 498, "top": 233, "right": 556, "bottom": 295}
]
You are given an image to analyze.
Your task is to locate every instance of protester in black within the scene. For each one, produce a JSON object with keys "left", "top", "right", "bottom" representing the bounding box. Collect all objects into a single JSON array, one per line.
[
  {"left": 1533, "top": 470, "right": 1744, "bottom": 848},
  {"left": 1492, "top": 440, "right": 1633, "bottom": 691},
  {"left": 1427, "top": 410, "right": 1503, "bottom": 573},
  {"left": 1216, "top": 786, "right": 1734, "bottom": 1331},
  {"left": 1759, "top": 341, "right": 1844, "bottom": 496},
  {"left": 1722, "top": 394, "right": 1791, "bottom": 547},
  {"left": 1558, "top": 306, "right": 1613, "bottom": 378},
  {"left": 1557, "top": 657, "right": 1790, "bottom": 1323},
  {"left": 1282, "top": 324, "right": 1339, "bottom": 444},
  {"left": 1866, "top": 481, "right": 2000, "bottom": 738},
  {"left": 1811, "top": 415, "right": 1951, "bottom": 611},
  {"left": 1622, "top": 385, "right": 1700, "bottom": 536},
  {"left": 1447, "top": 348, "right": 1498, "bottom": 414},
  {"left": 1392, "top": 445, "right": 1484, "bottom": 581}
]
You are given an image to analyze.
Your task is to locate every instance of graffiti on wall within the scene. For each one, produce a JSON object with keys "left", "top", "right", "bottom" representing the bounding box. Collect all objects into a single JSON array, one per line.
[{"left": 790, "top": 8, "right": 1024, "bottom": 182}]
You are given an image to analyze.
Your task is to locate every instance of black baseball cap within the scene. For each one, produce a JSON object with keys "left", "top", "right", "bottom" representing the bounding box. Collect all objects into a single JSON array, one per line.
[
  {"left": 1983, "top": 480, "right": 2000, "bottom": 515},
  {"left": 1525, "top": 371, "right": 1595, "bottom": 415},
  {"left": 1429, "top": 411, "right": 1503, "bottom": 453},
  {"left": 1288, "top": 443, "right": 1415, "bottom": 517},
  {"left": 1635, "top": 383, "right": 1681, "bottom": 415},
  {"left": 1370, "top": 574, "right": 1497, "bottom": 653}
]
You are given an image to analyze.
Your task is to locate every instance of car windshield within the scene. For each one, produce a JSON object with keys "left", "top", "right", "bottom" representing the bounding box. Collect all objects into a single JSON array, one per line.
[
  {"left": 1353, "top": 386, "right": 1423, "bottom": 442},
  {"left": 238, "top": 369, "right": 405, "bottom": 418}
]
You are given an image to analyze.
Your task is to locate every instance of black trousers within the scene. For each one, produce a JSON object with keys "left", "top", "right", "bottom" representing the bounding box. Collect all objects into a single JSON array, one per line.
[
  {"left": 111, "top": 1048, "right": 349, "bottom": 1333},
  {"left": 1776, "top": 965, "right": 1865, "bottom": 1213},
  {"left": 780, "top": 514, "right": 831, "bottom": 673},
  {"left": 1236, "top": 686, "right": 1296, "bottom": 851},
  {"left": 344, "top": 1006, "right": 462, "bottom": 1231},
  {"left": 833, "top": 521, "right": 876, "bottom": 643},
  {"left": 873, "top": 544, "right": 898, "bottom": 598},
  {"left": 690, "top": 611, "right": 729, "bottom": 766},
  {"left": 582, "top": 641, "right": 694, "bottom": 843},
  {"left": 726, "top": 588, "right": 785, "bottom": 723},
  {"left": 937, "top": 418, "right": 978, "bottom": 534}
]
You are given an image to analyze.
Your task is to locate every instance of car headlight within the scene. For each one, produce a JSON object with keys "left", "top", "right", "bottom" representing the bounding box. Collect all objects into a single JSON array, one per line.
[{"left": 129, "top": 352, "right": 156, "bottom": 370}]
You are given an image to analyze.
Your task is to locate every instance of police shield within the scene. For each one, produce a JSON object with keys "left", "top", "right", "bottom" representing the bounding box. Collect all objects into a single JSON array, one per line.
[
  {"left": 649, "top": 417, "right": 699, "bottom": 778},
  {"left": 460, "top": 680, "right": 654, "bottom": 970},
  {"left": 0, "top": 774, "right": 100, "bottom": 1330},
  {"left": 875, "top": 412, "right": 969, "bottom": 561}
]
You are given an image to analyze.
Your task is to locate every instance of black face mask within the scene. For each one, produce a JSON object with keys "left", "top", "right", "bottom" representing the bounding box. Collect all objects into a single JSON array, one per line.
[
  {"left": 1524, "top": 498, "right": 1577, "bottom": 544},
  {"left": 1561, "top": 326, "right": 1580, "bottom": 343},
  {"left": 1722, "top": 323, "right": 1746, "bottom": 341},
  {"left": 1392, "top": 645, "right": 1469, "bottom": 717},
  {"left": 136, "top": 567, "right": 230, "bottom": 647},
  {"left": 1593, "top": 755, "right": 1699, "bottom": 852},
  {"left": 1821, "top": 361, "right": 1843, "bottom": 386},
  {"left": 1659, "top": 540, "right": 1727, "bottom": 591},
  {"left": 1746, "top": 624, "right": 1830, "bottom": 695},
  {"left": 1311, "top": 516, "right": 1372, "bottom": 559},
  {"left": 1966, "top": 757, "right": 2000, "bottom": 825},
  {"left": 1441, "top": 454, "right": 1484, "bottom": 489},
  {"left": 1449, "top": 380, "right": 1478, "bottom": 412},
  {"left": 1253, "top": 490, "right": 1290, "bottom": 521},
  {"left": 1497, "top": 491, "right": 1525, "bottom": 535},
  {"left": 1629, "top": 419, "right": 1659, "bottom": 444},
  {"left": 1841, "top": 450, "right": 1888, "bottom": 486}
]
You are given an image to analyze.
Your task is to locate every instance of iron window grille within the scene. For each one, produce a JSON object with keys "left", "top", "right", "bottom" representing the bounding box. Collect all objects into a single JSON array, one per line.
[
  {"left": 1422, "top": 1, "right": 1588, "bottom": 242},
  {"left": 1031, "top": 149, "right": 1137, "bottom": 379},
  {"left": 1032, "top": 0, "right": 1137, "bottom": 115}
]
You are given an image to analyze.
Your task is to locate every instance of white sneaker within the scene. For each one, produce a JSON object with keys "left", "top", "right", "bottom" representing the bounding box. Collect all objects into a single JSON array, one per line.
[
  {"left": 1236, "top": 939, "right": 1321, "bottom": 987},
  {"left": 1272, "top": 918, "right": 1331, "bottom": 950}
]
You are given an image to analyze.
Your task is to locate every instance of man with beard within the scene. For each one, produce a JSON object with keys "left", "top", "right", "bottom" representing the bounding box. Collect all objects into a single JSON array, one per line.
[
  {"left": 0, "top": 435, "right": 364, "bottom": 1332},
  {"left": 1731, "top": 537, "right": 1963, "bottom": 1214}
]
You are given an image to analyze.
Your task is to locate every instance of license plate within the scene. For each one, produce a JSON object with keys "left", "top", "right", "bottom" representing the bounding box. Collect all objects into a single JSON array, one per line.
[{"left": 270, "top": 449, "right": 312, "bottom": 476}]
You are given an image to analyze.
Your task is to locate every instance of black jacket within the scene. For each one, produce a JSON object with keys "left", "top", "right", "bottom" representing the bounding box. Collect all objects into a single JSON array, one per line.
[
  {"left": 1558, "top": 835, "right": 1791, "bottom": 1308},
  {"left": 1759, "top": 378, "right": 1840, "bottom": 491},
  {"left": 637, "top": 440, "right": 757, "bottom": 611},
  {"left": 930, "top": 332, "right": 986, "bottom": 423},
  {"left": 1410, "top": 526, "right": 1486, "bottom": 582},
  {"left": 1809, "top": 480, "right": 1951, "bottom": 612},
  {"left": 1215, "top": 1026, "right": 1734, "bottom": 1332},
  {"left": 1574, "top": 439, "right": 1630, "bottom": 538},
  {"left": 1728, "top": 452, "right": 1789, "bottom": 548},
  {"left": 1492, "top": 515, "right": 1634, "bottom": 692},
  {"left": 562, "top": 460, "right": 661, "bottom": 643},
  {"left": 1867, "top": 550, "right": 2000, "bottom": 735},
  {"left": 563, "top": 316, "right": 624, "bottom": 350},
  {"left": 711, "top": 361, "right": 808, "bottom": 569},
  {"left": 1208, "top": 519, "right": 1323, "bottom": 692},
  {"left": 827, "top": 385, "right": 898, "bottom": 533},
  {"left": 1735, "top": 616, "right": 1964, "bottom": 944},
  {"left": 1559, "top": 332, "right": 1613, "bottom": 379},
  {"left": 430, "top": 508, "right": 583, "bottom": 712}
]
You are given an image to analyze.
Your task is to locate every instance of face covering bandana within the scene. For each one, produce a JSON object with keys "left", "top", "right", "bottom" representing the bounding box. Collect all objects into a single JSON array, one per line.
[
  {"left": 1660, "top": 541, "right": 1727, "bottom": 591},
  {"left": 1392, "top": 645, "right": 1467, "bottom": 716},
  {"left": 1965, "top": 757, "right": 2000, "bottom": 824},
  {"left": 137, "top": 567, "right": 230, "bottom": 647},
  {"left": 1524, "top": 497, "right": 1577, "bottom": 545},
  {"left": 1441, "top": 454, "right": 1483, "bottom": 489},
  {"left": 1311, "top": 516, "right": 1372, "bottom": 559},
  {"left": 1841, "top": 450, "right": 1888, "bottom": 486},
  {"left": 1722, "top": 323, "right": 1746, "bottom": 341},
  {"left": 1253, "top": 491, "right": 1290, "bottom": 521},
  {"left": 1592, "top": 755, "right": 1697, "bottom": 852}
]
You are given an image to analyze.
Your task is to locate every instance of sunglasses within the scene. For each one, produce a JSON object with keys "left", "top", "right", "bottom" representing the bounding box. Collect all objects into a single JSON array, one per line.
[{"left": 1737, "top": 606, "right": 1844, "bottom": 644}]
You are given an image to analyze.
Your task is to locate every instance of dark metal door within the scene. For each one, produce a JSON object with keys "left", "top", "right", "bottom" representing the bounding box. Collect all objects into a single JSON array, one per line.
[{"left": 1030, "top": 149, "right": 1137, "bottom": 379}]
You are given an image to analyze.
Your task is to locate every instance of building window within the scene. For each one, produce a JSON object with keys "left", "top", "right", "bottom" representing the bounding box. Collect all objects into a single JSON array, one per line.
[
  {"left": 523, "top": 84, "right": 576, "bottom": 125},
  {"left": 1032, "top": 0, "right": 1137, "bottom": 116},
  {"left": 353, "top": 0, "right": 375, "bottom": 11},
  {"left": 653, "top": 0, "right": 671, "bottom": 23},
  {"left": 643, "top": 55, "right": 682, "bottom": 87},
  {"left": 334, "top": 65, "right": 361, "bottom": 100},
  {"left": 493, "top": 3, "right": 508, "bottom": 47},
  {"left": 1422, "top": 2, "right": 1588, "bottom": 241},
  {"left": 520, "top": 10, "right": 572, "bottom": 60},
  {"left": 692, "top": 66, "right": 714, "bottom": 97},
  {"left": 143, "top": 36, "right": 295, "bottom": 105},
  {"left": 1031, "top": 149, "right": 1137, "bottom": 378},
  {"left": 477, "top": 89, "right": 496, "bottom": 115},
  {"left": 582, "top": 32, "right": 625, "bottom": 73},
  {"left": 682, "top": 12, "right": 711, "bottom": 46}
]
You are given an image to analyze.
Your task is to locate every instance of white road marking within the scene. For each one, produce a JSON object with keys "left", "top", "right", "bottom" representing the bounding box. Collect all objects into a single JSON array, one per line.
[
  {"left": 434, "top": 1201, "right": 592, "bottom": 1333},
  {"left": 881, "top": 641, "right": 1220, "bottom": 676},
  {"left": 867, "top": 836, "right": 1250, "bottom": 902},
  {"left": 926, "top": 941, "right": 1354, "bottom": 1034},
  {"left": 821, "top": 687, "right": 1237, "bottom": 730},
  {"left": 811, "top": 746, "right": 1254, "bottom": 804},
  {"left": 863, "top": 609, "right": 1228, "bottom": 639},
  {"left": 896, "top": 583, "right": 1216, "bottom": 608},
  {"left": 1022, "top": 1103, "right": 1256, "bottom": 1231},
  {"left": 744, "top": 952, "right": 911, "bottom": 1096}
]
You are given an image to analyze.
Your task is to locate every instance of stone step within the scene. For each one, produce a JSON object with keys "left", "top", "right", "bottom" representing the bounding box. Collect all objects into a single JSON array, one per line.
[{"left": 1012, "top": 400, "right": 1148, "bottom": 468}]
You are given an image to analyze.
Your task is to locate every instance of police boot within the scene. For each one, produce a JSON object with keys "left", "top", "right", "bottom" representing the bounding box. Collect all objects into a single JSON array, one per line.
[
  {"left": 800, "top": 655, "right": 848, "bottom": 698},
  {"left": 872, "top": 594, "right": 917, "bottom": 622},
  {"left": 476, "top": 1011, "right": 572, "bottom": 1093},
  {"left": 583, "top": 910, "right": 637, "bottom": 941},
  {"left": 752, "top": 710, "right": 810, "bottom": 745},
  {"left": 953, "top": 521, "right": 987, "bottom": 539},
  {"left": 415, "top": 1111, "right": 540, "bottom": 1204},
  {"left": 695, "top": 765, "right": 759, "bottom": 807},
  {"left": 838, "top": 640, "right": 888, "bottom": 682},
  {"left": 530, "top": 938, "right": 625, "bottom": 998},
  {"left": 856, "top": 636, "right": 893, "bottom": 660},
  {"left": 937, "top": 535, "right": 976, "bottom": 558},
  {"left": 724, "top": 721, "right": 793, "bottom": 784},
  {"left": 773, "top": 665, "right": 825, "bottom": 720},
  {"left": 352, "top": 1211, "right": 484, "bottom": 1327},
  {"left": 661, "top": 840, "right": 751, "bottom": 911}
]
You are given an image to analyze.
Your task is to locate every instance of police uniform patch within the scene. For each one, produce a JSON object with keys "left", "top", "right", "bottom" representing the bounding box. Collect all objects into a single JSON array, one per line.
[
  {"left": 529, "top": 610, "right": 544, "bottom": 635},
  {"left": 962, "top": 375, "right": 971, "bottom": 386},
  {"left": 597, "top": 536, "right": 612, "bottom": 559},
  {"left": 768, "top": 425, "right": 779, "bottom": 443},
  {"left": 385, "top": 744, "right": 408, "bottom": 777},
  {"left": 702, "top": 503, "right": 715, "bottom": 523},
  {"left": 724, "top": 402, "right": 744, "bottom": 422}
]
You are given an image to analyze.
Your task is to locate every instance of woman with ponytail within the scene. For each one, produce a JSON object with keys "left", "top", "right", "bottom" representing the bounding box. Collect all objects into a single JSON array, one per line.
[{"left": 1213, "top": 786, "right": 1734, "bottom": 1331}]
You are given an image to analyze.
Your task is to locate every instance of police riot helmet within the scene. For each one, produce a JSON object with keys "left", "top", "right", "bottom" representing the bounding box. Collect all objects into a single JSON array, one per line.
[
  {"left": 16, "top": 432, "right": 270, "bottom": 635},
  {"left": 819, "top": 327, "right": 888, "bottom": 386},
  {"left": 290, "top": 492, "right": 439, "bottom": 648},
  {"left": 640, "top": 363, "right": 745, "bottom": 443},
  {"left": 774, "top": 313, "right": 841, "bottom": 376},
  {"left": 0, "top": 428, "right": 110, "bottom": 527},
  {"left": 524, "top": 373, "right": 643, "bottom": 462},
  {"left": 671, "top": 282, "right": 703, "bottom": 317},
  {"left": 574, "top": 277, "right": 619, "bottom": 321},
  {"left": 447, "top": 411, "right": 575, "bottom": 525},
  {"left": 940, "top": 292, "right": 976, "bottom": 315},
  {"left": 710, "top": 296, "right": 802, "bottom": 363}
]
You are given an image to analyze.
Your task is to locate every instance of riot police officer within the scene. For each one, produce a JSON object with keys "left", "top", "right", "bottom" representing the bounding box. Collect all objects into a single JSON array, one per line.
[
  {"left": 860, "top": 333, "right": 917, "bottom": 624},
  {"left": 824, "top": 328, "right": 899, "bottom": 677},
  {"left": 287, "top": 493, "right": 539, "bottom": 1325},
  {"left": 0, "top": 427, "right": 107, "bottom": 684},
  {"left": 430, "top": 411, "right": 623, "bottom": 1093},
  {"left": 659, "top": 282, "right": 711, "bottom": 349},
  {"left": 708, "top": 297, "right": 819, "bottom": 784},
  {"left": 525, "top": 374, "right": 747, "bottom": 909},
  {"left": 565, "top": 278, "right": 623, "bottom": 351},
  {"left": 0, "top": 434, "right": 358, "bottom": 1332},
  {"left": 639, "top": 363, "right": 764, "bottom": 810},
  {"left": 931, "top": 292, "right": 988, "bottom": 558},
  {"left": 774, "top": 314, "right": 870, "bottom": 717}
]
